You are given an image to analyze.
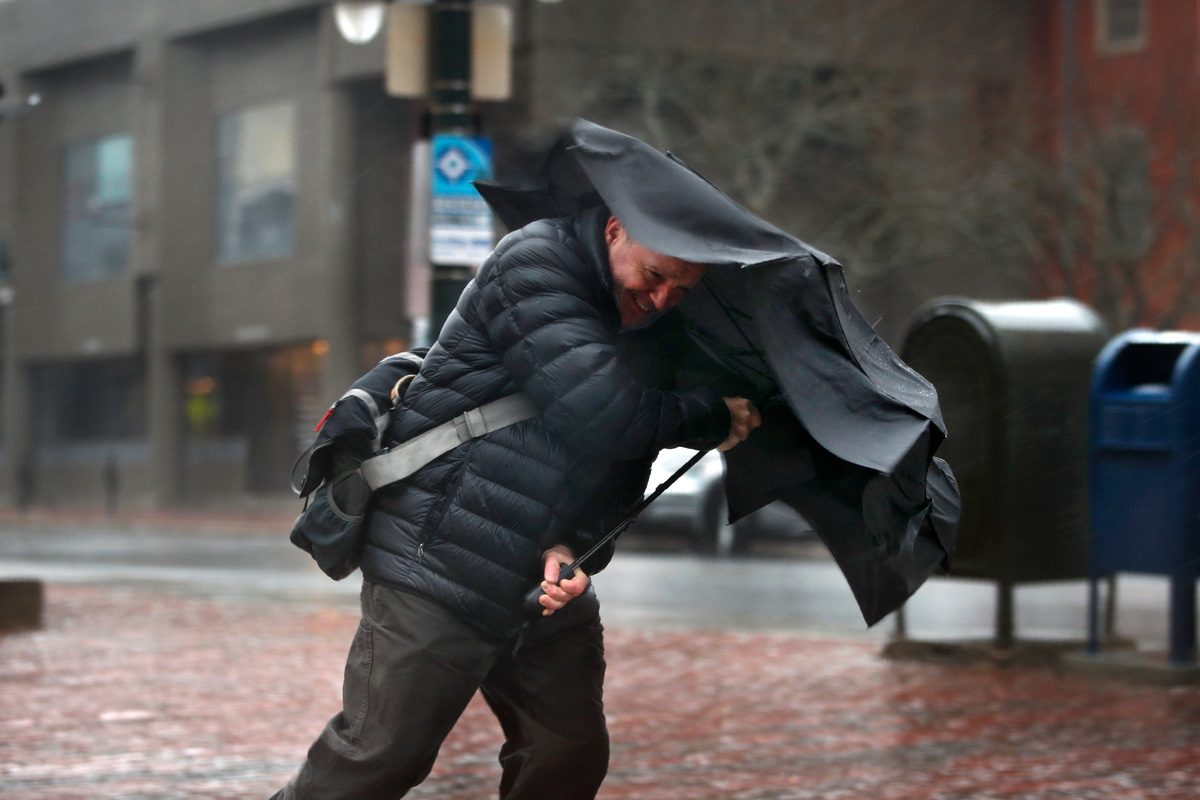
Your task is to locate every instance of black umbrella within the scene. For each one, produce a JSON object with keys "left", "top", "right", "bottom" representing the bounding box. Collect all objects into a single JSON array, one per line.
[{"left": 478, "top": 119, "right": 959, "bottom": 626}]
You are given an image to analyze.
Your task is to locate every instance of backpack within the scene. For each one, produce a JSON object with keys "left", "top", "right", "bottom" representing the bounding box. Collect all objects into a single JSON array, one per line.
[{"left": 288, "top": 350, "right": 538, "bottom": 580}]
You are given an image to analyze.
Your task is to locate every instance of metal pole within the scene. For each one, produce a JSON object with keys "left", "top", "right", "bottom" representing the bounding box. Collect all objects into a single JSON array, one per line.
[
  {"left": 1087, "top": 574, "right": 1101, "bottom": 655},
  {"left": 995, "top": 578, "right": 1015, "bottom": 650},
  {"left": 892, "top": 603, "right": 908, "bottom": 640},
  {"left": 428, "top": 0, "right": 475, "bottom": 337},
  {"left": 1104, "top": 573, "right": 1118, "bottom": 639},
  {"left": 1168, "top": 571, "right": 1197, "bottom": 666}
]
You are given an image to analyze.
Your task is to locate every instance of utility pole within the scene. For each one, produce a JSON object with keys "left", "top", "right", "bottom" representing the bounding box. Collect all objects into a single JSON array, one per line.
[
  {"left": 375, "top": 0, "right": 507, "bottom": 345},
  {"left": 428, "top": 0, "right": 476, "bottom": 337}
]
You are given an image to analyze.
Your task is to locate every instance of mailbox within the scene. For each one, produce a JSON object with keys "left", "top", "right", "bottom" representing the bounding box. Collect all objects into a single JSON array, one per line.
[
  {"left": 1088, "top": 330, "right": 1200, "bottom": 665},
  {"left": 902, "top": 297, "right": 1108, "bottom": 645}
]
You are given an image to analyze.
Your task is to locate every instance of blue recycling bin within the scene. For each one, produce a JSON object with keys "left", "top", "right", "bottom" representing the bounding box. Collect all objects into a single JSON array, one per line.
[{"left": 1088, "top": 330, "right": 1200, "bottom": 665}]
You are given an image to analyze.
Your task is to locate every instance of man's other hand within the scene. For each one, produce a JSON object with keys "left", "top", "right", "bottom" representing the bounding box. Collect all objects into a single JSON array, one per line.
[
  {"left": 537, "top": 545, "right": 589, "bottom": 617},
  {"left": 718, "top": 397, "right": 762, "bottom": 451}
]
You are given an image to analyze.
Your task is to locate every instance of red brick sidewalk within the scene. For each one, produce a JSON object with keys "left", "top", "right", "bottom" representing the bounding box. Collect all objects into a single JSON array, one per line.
[{"left": 2, "top": 584, "right": 1198, "bottom": 799}]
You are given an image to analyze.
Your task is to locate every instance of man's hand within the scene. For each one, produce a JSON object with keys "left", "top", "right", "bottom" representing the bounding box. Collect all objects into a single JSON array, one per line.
[
  {"left": 537, "top": 545, "right": 589, "bottom": 617},
  {"left": 718, "top": 397, "right": 762, "bottom": 451}
]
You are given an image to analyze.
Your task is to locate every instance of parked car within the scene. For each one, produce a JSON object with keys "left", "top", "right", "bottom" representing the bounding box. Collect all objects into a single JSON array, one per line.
[{"left": 632, "top": 448, "right": 814, "bottom": 556}]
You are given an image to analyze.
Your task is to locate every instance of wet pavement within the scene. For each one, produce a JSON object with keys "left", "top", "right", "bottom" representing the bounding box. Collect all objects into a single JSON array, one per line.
[
  {"left": 2, "top": 509, "right": 1199, "bottom": 798},
  {"left": 0, "top": 507, "right": 1187, "bottom": 648}
]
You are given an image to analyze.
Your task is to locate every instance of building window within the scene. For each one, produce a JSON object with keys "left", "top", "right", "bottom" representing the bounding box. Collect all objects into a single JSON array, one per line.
[
  {"left": 61, "top": 134, "right": 133, "bottom": 283},
  {"left": 31, "top": 358, "right": 146, "bottom": 442},
  {"left": 1096, "top": 0, "right": 1147, "bottom": 54},
  {"left": 215, "top": 102, "right": 296, "bottom": 265},
  {"left": 1102, "top": 129, "right": 1152, "bottom": 258},
  {"left": 180, "top": 343, "right": 321, "bottom": 492}
]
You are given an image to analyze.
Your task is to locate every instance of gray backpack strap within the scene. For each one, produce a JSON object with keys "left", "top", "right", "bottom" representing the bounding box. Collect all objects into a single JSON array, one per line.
[{"left": 358, "top": 393, "right": 539, "bottom": 491}]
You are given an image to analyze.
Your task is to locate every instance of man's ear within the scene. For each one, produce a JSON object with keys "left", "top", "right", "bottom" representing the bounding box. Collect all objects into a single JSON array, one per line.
[{"left": 604, "top": 216, "right": 623, "bottom": 247}]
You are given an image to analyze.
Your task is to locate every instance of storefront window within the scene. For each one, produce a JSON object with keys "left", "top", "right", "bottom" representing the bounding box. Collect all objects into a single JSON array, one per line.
[
  {"left": 215, "top": 102, "right": 296, "bottom": 264},
  {"left": 180, "top": 344, "right": 322, "bottom": 492},
  {"left": 31, "top": 358, "right": 146, "bottom": 442},
  {"left": 61, "top": 134, "right": 133, "bottom": 282}
]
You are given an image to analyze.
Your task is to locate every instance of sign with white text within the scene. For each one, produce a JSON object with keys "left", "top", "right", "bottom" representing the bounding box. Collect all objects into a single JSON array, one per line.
[{"left": 430, "top": 134, "right": 494, "bottom": 266}]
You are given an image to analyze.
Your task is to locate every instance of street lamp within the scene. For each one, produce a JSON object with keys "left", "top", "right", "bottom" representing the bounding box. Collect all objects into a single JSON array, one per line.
[{"left": 334, "top": 0, "right": 388, "bottom": 44}]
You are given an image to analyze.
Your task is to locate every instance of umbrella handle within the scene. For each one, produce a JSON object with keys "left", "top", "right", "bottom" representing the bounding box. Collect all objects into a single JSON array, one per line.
[
  {"left": 522, "top": 562, "right": 575, "bottom": 617},
  {"left": 523, "top": 448, "right": 708, "bottom": 618}
]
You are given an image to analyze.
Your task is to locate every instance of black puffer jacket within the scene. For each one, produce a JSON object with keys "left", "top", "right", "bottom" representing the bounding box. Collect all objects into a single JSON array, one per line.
[{"left": 359, "top": 209, "right": 731, "bottom": 635}]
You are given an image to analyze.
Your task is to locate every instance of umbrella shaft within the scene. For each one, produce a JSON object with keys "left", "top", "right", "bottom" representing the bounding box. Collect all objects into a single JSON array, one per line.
[{"left": 524, "top": 448, "right": 709, "bottom": 616}]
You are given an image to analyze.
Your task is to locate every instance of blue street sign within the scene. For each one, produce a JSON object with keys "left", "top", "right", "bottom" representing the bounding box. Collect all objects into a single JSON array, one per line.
[{"left": 432, "top": 135, "right": 492, "bottom": 196}]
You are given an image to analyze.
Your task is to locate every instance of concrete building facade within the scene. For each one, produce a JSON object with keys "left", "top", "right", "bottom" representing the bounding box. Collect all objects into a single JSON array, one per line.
[{"left": 0, "top": 0, "right": 442, "bottom": 508}]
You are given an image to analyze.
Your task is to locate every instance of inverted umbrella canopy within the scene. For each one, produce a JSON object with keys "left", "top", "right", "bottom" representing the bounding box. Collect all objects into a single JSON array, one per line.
[{"left": 475, "top": 119, "right": 959, "bottom": 626}]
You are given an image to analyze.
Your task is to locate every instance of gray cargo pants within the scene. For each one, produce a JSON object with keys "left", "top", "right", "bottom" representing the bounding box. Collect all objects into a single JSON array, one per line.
[{"left": 271, "top": 580, "right": 609, "bottom": 800}]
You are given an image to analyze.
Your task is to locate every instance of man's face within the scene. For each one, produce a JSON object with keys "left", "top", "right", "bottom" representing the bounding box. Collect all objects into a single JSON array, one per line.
[{"left": 605, "top": 217, "right": 706, "bottom": 328}]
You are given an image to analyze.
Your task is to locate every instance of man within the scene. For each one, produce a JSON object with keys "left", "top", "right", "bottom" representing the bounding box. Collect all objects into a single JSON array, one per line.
[{"left": 272, "top": 207, "right": 761, "bottom": 800}]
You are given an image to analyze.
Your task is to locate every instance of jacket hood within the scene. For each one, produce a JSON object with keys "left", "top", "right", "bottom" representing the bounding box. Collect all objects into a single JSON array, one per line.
[{"left": 574, "top": 205, "right": 617, "bottom": 298}]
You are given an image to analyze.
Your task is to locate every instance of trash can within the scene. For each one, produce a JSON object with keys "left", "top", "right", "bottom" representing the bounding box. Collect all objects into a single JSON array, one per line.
[
  {"left": 1088, "top": 330, "right": 1200, "bottom": 665},
  {"left": 902, "top": 298, "right": 1108, "bottom": 646}
]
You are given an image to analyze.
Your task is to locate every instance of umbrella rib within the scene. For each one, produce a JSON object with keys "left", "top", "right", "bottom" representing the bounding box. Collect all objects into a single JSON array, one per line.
[
  {"left": 686, "top": 324, "right": 775, "bottom": 384},
  {"left": 693, "top": 276, "right": 777, "bottom": 387}
]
